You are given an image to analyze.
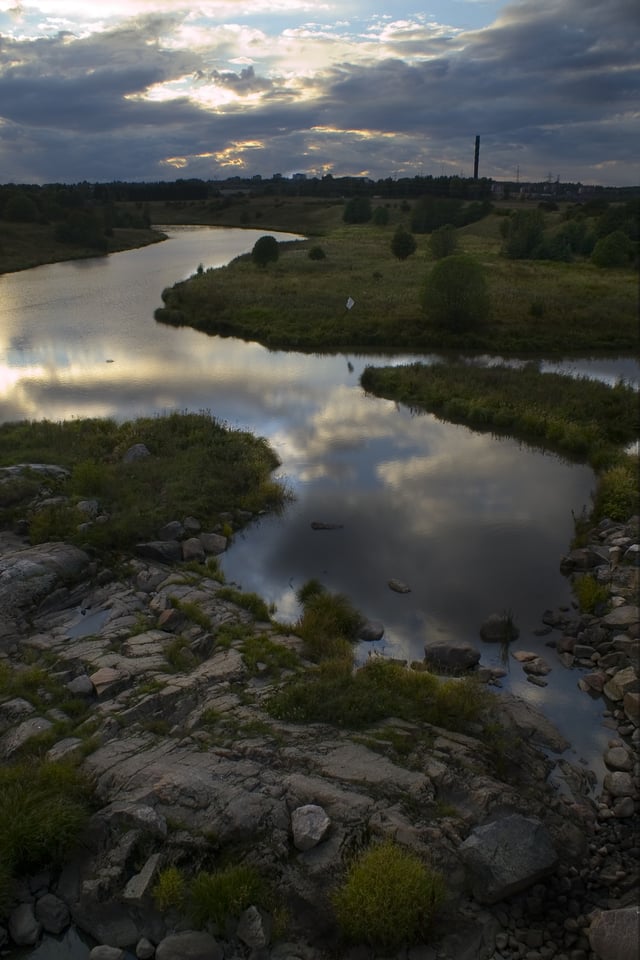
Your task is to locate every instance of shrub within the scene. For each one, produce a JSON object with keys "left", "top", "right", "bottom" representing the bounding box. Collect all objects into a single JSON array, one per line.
[
  {"left": 591, "top": 230, "right": 634, "bottom": 268},
  {"left": 422, "top": 254, "right": 490, "bottom": 331},
  {"left": 251, "top": 235, "right": 279, "bottom": 268},
  {"left": 391, "top": 225, "right": 417, "bottom": 261},
  {"left": 190, "top": 864, "right": 265, "bottom": 929},
  {"left": 308, "top": 245, "right": 326, "bottom": 260},
  {"left": 332, "top": 840, "right": 445, "bottom": 950},
  {"left": 592, "top": 456, "right": 639, "bottom": 521},
  {"left": 428, "top": 224, "right": 458, "bottom": 260}
]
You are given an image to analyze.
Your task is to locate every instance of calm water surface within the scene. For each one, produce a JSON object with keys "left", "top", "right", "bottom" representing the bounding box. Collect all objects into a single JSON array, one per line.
[{"left": 2, "top": 226, "right": 639, "bottom": 785}]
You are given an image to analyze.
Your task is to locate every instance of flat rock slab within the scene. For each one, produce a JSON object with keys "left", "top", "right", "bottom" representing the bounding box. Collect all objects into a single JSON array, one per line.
[{"left": 318, "top": 742, "right": 429, "bottom": 791}]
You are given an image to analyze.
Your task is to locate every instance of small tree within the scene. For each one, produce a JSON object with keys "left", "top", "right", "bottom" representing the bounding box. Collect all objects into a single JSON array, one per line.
[
  {"left": 391, "top": 225, "right": 417, "bottom": 261},
  {"left": 343, "top": 196, "right": 372, "bottom": 224},
  {"left": 372, "top": 206, "right": 390, "bottom": 226},
  {"left": 501, "top": 209, "right": 545, "bottom": 259},
  {"left": 429, "top": 224, "right": 458, "bottom": 260},
  {"left": 422, "top": 254, "right": 490, "bottom": 331},
  {"left": 251, "top": 235, "right": 279, "bottom": 268}
]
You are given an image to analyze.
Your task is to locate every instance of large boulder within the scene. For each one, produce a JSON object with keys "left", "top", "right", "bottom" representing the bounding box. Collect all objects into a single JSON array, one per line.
[
  {"left": 0, "top": 542, "right": 91, "bottom": 619},
  {"left": 459, "top": 814, "right": 558, "bottom": 904},
  {"left": 424, "top": 638, "right": 480, "bottom": 673},
  {"left": 589, "top": 906, "right": 640, "bottom": 960}
]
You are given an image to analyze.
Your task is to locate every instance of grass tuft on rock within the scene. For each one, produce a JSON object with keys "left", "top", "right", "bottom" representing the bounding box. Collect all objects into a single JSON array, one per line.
[{"left": 332, "top": 839, "right": 445, "bottom": 950}]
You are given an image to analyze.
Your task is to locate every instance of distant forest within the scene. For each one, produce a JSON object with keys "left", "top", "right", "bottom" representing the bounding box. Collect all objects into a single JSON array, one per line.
[{"left": 1, "top": 175, "right": 637, "bottom": 254}]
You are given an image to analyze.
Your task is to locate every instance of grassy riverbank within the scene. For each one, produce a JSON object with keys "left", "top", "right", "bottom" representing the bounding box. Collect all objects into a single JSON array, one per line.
[
  {"left": 0, "top": 221, "right": 165, "bottom": 274},
  {"left": 0, "top": 411, "right": 288, "bottom": 554},
  {"left": 154, "top": 204, "right": 638, "bottom": 354},
  {"left": 360, "top": 360, "right": 639, "bottom": 522}
]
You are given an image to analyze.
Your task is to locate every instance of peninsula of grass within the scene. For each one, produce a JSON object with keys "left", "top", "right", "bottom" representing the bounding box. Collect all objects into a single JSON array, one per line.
[
  {"left": 360, "top": 360, "right": 639, "bottom": 521},
  {"left": 0, "top": 411, "right": 288, "bottom": 554},
  {"left": 154, "top": 205, "right": 638, "bottom": 355},
  {"left": 0, "top": 220, "right": 166, "bottom": 274}
]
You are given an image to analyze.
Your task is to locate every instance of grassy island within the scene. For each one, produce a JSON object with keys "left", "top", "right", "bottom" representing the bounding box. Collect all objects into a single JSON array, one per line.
[
  {"left": 0, "top": 411, "right": 288, "bottom": 555},
  {"left": 153, "top": 198, "right": 638, "bottom": 355}
]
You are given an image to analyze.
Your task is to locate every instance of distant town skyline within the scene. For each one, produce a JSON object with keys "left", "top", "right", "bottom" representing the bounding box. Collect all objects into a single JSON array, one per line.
[{"left": 0, "top": 0, "right": 638, "bottom": 187}]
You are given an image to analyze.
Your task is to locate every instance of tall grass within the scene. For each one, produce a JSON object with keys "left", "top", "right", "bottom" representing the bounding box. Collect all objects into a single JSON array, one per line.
[{"left": 0, "top": 760, "right": 95, "bottom": 916}]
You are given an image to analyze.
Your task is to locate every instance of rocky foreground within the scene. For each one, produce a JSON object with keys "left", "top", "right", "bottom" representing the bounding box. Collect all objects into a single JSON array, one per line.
[{"left": 0, "top": 465, "right": 638, "bottom": 960}]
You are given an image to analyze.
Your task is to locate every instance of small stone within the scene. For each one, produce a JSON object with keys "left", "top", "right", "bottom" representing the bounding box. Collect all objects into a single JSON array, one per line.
[
  {"left": 388, "top": 578, "right": 411, "bottom": 593},
  {"left": 291, "top": 804, "right": 331, "bottom": 851},
  {"left": 89, "top": 948, "right": 125, "bottom": 960},
  {"left": 136, "top": 937, "right": 156, "bottom": 959},
  {"left": 612, "top": 796, "right": 635, "bottom": 818},
  {"left": 603, "top": 746, "right": 633, "bottom": 771},
  {"left": 603, "top": 771, "right": 634, "bottom": 797}
]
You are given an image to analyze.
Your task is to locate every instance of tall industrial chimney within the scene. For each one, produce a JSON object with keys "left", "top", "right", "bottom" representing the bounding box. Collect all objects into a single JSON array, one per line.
[{"left": 474, "top": 135, "right": 480, "bottom": 179}]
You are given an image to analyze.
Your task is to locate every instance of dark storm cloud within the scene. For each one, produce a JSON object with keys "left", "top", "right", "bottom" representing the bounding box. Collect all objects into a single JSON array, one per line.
[
  {"left": 207, "top": 65, "right": 273, "bottom": 95},
  {"left": 0, "top": 0, "right": 637, "bottom": 183}
]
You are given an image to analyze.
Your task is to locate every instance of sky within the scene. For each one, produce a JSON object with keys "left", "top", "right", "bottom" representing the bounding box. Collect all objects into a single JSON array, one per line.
[{"left": 0, "top": 0, "right": 638, "bottom": 186}]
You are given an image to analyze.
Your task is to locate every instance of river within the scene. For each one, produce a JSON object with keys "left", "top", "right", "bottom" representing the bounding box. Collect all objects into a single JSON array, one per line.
[{"left": 2, "top": 225, "right": 639, "bottom": 785}]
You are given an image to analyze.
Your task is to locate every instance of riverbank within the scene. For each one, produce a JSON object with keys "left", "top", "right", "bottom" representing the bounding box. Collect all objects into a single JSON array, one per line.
[
  {"left": 0, "top": 222, "right": 165, "bottom": 275},
  {"left": 0, "top": 437, "right": 638, "bottom": 959}
]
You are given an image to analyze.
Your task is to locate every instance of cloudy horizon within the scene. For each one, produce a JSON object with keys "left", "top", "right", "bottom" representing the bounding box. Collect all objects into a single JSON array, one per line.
[{"left": 0, "top": 0, "right": 638, "bottom": 187}]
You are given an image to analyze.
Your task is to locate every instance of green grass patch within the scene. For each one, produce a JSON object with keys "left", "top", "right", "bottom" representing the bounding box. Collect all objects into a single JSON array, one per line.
[
  {"left": 332, "top": 839, "right": 445, "bottom": 950},
  {"left": 216, "top": 587, "right": 274, "bottom": 621},
  {"left": 169, "top": 597, "right": 213, "bottom": 630},
  {"left": 267, "top": 656, "right": 489, "bottom": 731},
  {"left": 0, "top": 412, "right": 287, "bottom": 555},
  {"left": 189, "top": 864, "right": 266, "bottom": 930},
  {"left": 241, "top": 634, "right": 300, "bottom": 676}
]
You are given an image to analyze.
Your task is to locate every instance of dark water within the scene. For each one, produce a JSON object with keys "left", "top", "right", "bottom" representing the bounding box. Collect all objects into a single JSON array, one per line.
[{"left": 2, "top": 226, "right": 638, "bottom": 780}]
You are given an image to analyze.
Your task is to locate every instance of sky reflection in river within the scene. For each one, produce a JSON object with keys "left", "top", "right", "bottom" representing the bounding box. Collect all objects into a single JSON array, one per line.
[{"left": 2, "top": 226, "right": 637, "bottom": 775}]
